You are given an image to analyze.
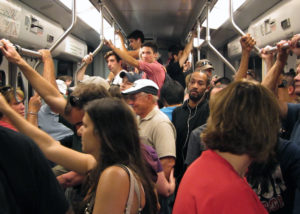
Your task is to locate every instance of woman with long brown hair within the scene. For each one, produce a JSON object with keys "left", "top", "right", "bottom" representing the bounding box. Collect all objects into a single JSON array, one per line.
[{"left": 0, "top": 95, "right": 158, "bottom": 214}]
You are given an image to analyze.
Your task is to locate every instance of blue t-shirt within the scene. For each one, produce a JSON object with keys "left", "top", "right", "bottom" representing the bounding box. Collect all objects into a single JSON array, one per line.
[{"left": 160, "top": 106, "right": 177, "bottom": 121}]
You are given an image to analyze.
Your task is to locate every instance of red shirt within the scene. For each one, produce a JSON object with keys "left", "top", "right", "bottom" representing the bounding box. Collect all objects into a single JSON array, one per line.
[
  {"left": 138, "top": 60, "right": 165, "bottom": 96},
  {"left": 0, "top": 120, "right": 18, "bottom": 132},
  {"left": 173, "top": 150, "right": 267, "bottom": 214}
]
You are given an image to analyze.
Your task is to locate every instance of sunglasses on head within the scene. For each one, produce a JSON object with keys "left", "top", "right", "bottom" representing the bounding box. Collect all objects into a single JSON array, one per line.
[
  {"left": 69, "top": 95, "right": 81, "bottom": 107},
  {"left": 278, "top": 80, "right": 288, "bottom": 88},
  {"left": 200, "top": 61, "right": 212, "bottom": 67}
]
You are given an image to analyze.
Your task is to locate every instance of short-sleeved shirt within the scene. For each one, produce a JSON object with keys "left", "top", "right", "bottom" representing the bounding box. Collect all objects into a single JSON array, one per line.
[
  {"left": 141, "top": 143, "right": 163, "bottom": 182},
  {"left": 138, "top": 60, "right": 166, "bottom": 94},
  {"left": 38, "top": 104, "right": 73, "bottom": 141},
  {"left": 138, "top": 107, "right": 176, "bottom": 159},
  {"left": 0, "top": 126, "right": 69, "bottom": 213}
]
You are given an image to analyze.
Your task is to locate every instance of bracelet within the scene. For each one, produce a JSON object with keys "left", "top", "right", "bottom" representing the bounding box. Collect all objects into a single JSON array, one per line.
[{"left": 28, "top": 112, "right": 38, "bottom": 115}]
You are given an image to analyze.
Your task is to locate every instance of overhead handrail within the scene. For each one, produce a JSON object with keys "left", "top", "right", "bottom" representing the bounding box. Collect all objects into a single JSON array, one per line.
[
  {"left": 0, "top": 41, "right": 42, "bottom": 58},
  {"left": 229, "top": 0, "right": 261, "bottom": 55},
  {"left": 204, "top": 2, "right": 236, "bottom": 73},
  {"left": 263, "top": 40, "right": 300, "bottom": 54},
  {"left": 74, "top": 4, "right": 105, "bottom": 85},
  {"left": 34, "top": 0, "right": 77, "bottom": 70}
]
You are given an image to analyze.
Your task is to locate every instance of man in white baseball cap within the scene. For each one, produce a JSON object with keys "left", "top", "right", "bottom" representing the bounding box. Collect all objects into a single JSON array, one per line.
[{"left": 122, "top": 79, "right": 176, "bottom": 181}]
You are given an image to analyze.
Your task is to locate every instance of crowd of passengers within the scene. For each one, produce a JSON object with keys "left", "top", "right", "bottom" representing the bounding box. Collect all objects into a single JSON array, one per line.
[{"left": 0, "top": 30, "right": 300, "bottom": 214}]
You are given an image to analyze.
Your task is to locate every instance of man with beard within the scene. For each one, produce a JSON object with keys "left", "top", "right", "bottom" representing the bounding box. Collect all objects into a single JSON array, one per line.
[{"left": 172, "top": 71, "right": 210, "bottom": 185}]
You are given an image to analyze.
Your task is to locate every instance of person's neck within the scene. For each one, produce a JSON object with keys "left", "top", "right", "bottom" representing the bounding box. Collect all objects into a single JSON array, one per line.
[
  {"left": 1, "top": 117, "right": 11, "bottom": 124},
  {"left": 112, "top": 68, "right": 122, "bottom": 76},
  {"left": 214, "top": 150, "right": 251, "bottom": 177},
  {"left": 188, "top": 99, "right": 200, "bottom": 108},
  {"left": 139, "top": 105, "right": 155, "bottom": 119}
]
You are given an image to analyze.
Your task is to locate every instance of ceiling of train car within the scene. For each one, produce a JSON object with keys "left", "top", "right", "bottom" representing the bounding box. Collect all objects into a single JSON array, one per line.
[
  {"left": 20, "top": 0, "right": 282, "bottom": 51},
  {"left": 91, "top": 0, "right": 209, "bottom": 49}
]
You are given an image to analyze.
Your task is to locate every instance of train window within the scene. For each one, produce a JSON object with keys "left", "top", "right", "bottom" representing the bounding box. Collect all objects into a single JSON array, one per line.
[
  {"left": 0, "top": 70, "right": 5, "bottom": 86},
  {"left": 202, "top": 0, "right": 246, "bottom": 29},
  {"left": 59, "top": 0, "right": 120, "bottom": 47},
  {"left": 57, "top": 60, "right": 73, "bottom": 77}
]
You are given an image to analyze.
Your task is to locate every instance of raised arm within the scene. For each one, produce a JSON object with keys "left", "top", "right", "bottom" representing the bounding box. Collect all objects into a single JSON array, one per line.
[
  {"left": 291, "top": 34, "right": 300, "bottom": 56},
  {"left": 116, "top": 30, "right": 127, "bottom": 52},
  {"left": 39, "top": 49, "right": 57, "bottom": 88},
  {"left": 0, "top": 93, "right": 96, "bottom": 174},
  {"left": 105, "top": 39, "right": 139, "bottom": 68},
  {"left": 116, "top": 30, "right": 140, "bottom": 59},
  {"left": 0, "top": 39, "right": 66, "bottom": 114},
  {"left": 261, "top": 45, "right": 275, "bottom": 72},
  {"left": 27, "top": 93, "right": 41, "bottom": 126},
  {"left": 234, "top": 34, "right": 256, "bottom": 81},
  {"left": 262, "top": 41, "right": 289, "bottom": 118},
  {"left": 178, "top": 31, "right": 196, "bottom": 67},
  {"left": 77, "top": 52, "right": 93, "bottom": 83}
]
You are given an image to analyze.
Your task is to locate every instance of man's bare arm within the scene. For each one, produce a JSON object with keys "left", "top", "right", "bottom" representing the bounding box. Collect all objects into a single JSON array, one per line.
[
  {"left": 262, "top": 41, "right": 289, "bottom": 118},
  {"left": 105, "top": 40, "right": 139, "bottom": 68},
  {"left": 234, "top": 34, "right": 256, "bottom": 81},
  {"left": 159, "top": 156, "right": 175, "bottom": 180},
  {"left": 178, "top": 32, "right": 196, "bottom": 67},
  {"left": 116, "top": 30, "right": 140, "bottom": 59},
  {"left": 76, "top": 53, "right": 93, "bottom": 83},
  {"left": 0, "top": 39, "right": 66, "bottom": 114}
]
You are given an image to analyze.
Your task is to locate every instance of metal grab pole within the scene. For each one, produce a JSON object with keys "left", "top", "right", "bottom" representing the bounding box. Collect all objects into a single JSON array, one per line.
[
  {"left": 264, "top": 40, "right": 300, "bottom": 54},
  {"left": 0, "top": 41, "right": 41, "bottom": 58},
  {"left": 197, "top": 21, "right": 201, "bottom": 61},
  {"left": 205, "top": 3, "right": 236, "bottom": 73},
  {"left": 0, "top": 41, "right": 41, "bottom": 102},
  {"left": 74, "top": 5, "right": 105, "bottom": 84},
  {"left": 34, "top": 0, "right": 77, "bottom": 69},
  {"left": 75, "top": 40, "right": 105, "bottom": 73},
  {"left": 229, "top": 0, "right": 261, "bottom": 55}
]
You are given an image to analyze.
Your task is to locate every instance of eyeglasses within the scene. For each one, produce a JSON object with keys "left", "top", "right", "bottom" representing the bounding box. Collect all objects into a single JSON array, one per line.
[
  {"left": 199, "top": 61, "right": 212, "bottom": 67},
  {"left": 278, "top": 80, "right": 288, "bottom": 88}
]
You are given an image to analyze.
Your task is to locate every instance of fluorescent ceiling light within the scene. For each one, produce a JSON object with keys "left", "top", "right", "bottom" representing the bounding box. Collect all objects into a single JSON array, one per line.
[
  {"left": 59, "top": 0, "right": 121, "bottom": 43},
  {"left": 202, "top": 0, "right": 246, "bottom": 30},
  {"left": 59, "top": 0, "right": 102, "bottom": 34}
]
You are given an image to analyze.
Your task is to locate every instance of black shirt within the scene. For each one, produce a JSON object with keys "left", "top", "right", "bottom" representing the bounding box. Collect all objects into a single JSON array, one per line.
[
  {"left": 172, "top": 100, "right": 209, "bottom": 182},
  {"left": 166, "top": 61, "right": 186, "bottom": 88},
  {"left": 0, "top": 126, "right": 69, "bottom": 213}
]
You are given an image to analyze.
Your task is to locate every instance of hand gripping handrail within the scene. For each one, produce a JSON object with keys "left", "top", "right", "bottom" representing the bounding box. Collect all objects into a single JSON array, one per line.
[
  {"left": 0, "top": 41, "right": 41, "bottom": 103},
  {"left": 74, "top": 4, "right": 105, "bottom": 85},
  {"left": 229, "top": 0, "right": 261, "bottom": 55},
  {"left": 33, "top": 0, "right": 77, "bottom": 70},
  {"left": 0, "top": 41, "right": 42, "bottom": 58},
  {"left": 263, "top": 40, "right": 300, "bottom": 54},
  {"left": 205, "top": 2, "right": 236, "bottom": 73}
]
